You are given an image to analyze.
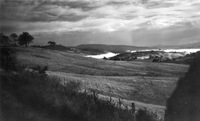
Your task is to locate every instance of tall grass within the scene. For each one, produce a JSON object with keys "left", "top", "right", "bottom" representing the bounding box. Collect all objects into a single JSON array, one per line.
[
  {"left": 1, "top": 70, "right": 132, "bottom": 121},
  {"left": 0, "top": 46, "right": 160, "bottom": 121},
  {"left": 0, "top": 70, "right": 159, "bottom": 121}
]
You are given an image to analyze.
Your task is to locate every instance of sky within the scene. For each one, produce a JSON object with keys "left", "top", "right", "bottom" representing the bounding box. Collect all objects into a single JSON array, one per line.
[{"left": 1, "top": 0, "right": 200, "bottom": 46}]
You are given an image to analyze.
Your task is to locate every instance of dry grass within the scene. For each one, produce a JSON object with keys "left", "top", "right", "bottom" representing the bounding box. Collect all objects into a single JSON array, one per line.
[
  {"left": 47, "top": 71, "right": 177, "bottom": 105},
  {"left": 13, "top": 47, "right": 189, "bottom": 119},
  {"left": 47, "top": 71, "right": 176, "bottom": 118},
  {"left": 16, "top": 47, "right": 188, "bottom": 77}
]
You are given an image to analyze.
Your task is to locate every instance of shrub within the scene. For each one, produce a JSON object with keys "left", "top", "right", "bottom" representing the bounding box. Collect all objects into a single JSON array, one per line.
[
  {"left": 31, "top": 65, "right": 48, "bottom": 75},
  {"left": 136, "top": 109, "right": 158, "bottom": 121}
]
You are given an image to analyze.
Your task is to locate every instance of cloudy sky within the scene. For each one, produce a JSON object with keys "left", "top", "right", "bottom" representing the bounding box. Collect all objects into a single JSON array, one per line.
[{"left": 1, "top": 0, "right": 200, "bottom": 46}]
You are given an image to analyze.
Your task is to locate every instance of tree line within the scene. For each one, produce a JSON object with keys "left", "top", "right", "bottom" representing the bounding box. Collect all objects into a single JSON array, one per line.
[
  {"left": 0, "top": 32, "right": 58, "bottom": 47},
  {"left": 0, "top": 32, "right": 34, "bottom": 47}
]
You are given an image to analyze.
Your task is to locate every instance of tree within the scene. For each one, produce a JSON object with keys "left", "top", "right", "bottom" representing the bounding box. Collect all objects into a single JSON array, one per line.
[
  {"left": 48, "top": 41, "right": 56, "bottom": 46},
  {"left": 0, "top": 33, "right": 10, "bottom": 46},
  {"left": 10, "top": 33, "right": 18, "bottom": 46},
  {"left": 18, "top": 32, "right": 34, "bottom": 47}
]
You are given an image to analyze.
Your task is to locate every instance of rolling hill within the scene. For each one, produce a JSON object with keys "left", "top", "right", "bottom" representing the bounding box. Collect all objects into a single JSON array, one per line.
[
  {"left": 13, "top": 47, "right": 190, "bottom": 118},
  {"left": 76, "top": 43, "right": 200, "bottom": 54},
  {"left": 153, "top": 42, "right": 200, "bottom": 49}
]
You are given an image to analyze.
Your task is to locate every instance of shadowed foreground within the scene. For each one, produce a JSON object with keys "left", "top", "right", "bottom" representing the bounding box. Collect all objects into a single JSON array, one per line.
[
  {"left": 165, "top": 52, "right": 200, "bottom": 121},
  {"left": 0, "top": 69, "right": 158, "bottom": 121}
]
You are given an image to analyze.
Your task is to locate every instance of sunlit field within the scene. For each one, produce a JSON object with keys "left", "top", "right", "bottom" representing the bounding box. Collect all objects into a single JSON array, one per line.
[{"left": 13, "top": 47, "right": 190, "bottom": 118}]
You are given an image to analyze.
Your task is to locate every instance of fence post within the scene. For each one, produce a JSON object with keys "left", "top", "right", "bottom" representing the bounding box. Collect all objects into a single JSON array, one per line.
[
  {"left": 91, "top": 90, "right": 97, "bottom": 103},
  {"left": 118, "top": 98, "right": 122, "bottom": 108},
  {"left": 164, "top": 109, "right": 167, "bottom": 121},
  {"left": 109, "top": 96, "right": 112, "bottom": 103},
  {"left": 131, "top": 103, "right": 135, "bottom": 114},
  {"left": 125, "top": 105, "right": 128, "bottom": 110}
]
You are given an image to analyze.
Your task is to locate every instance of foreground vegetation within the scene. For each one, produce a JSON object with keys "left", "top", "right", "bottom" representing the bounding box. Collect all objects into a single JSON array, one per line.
[
  {"left": 0, "top": 45, "right": 159, "bottom": 121},
  {"left": 0, "top": 68, "right": 160, "bottom": 121}
]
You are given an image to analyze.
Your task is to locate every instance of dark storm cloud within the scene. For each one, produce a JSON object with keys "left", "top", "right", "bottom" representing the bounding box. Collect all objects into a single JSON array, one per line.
[
  {"left": 57, "top": 14, "right": 88, "bottom": 22},
  {"left": 106, "top": 1, "right": 130, "bottom": 6},
  {"left": 51, "top": 1, "right": 100, "bottom": 11},
  {"left": 0, "top": 25, "right": 18, "bottom": 34},
  {"left": 33, "top": 0, "right": 100, "bottom": 11},
  {"left": 0, "top": 0, "right": 90, "bottom": 23}
]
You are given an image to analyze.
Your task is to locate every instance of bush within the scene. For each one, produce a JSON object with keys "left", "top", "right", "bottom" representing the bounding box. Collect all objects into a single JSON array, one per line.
[
  {"left": 0, "top": 71, "right": 85, "bottom": 121},
  {"left": 31, "top": 65, "right": 48, "bottom": 75},
  {"left": 136, "top": 109, "right": 158, "bottom": 121}
]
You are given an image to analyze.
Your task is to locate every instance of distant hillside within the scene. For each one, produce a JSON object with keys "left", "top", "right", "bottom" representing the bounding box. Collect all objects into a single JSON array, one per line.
[
  {"left": 153, "top": 42, "right": 200, "bottom": 49},
  {"left": 178, "top": 42, "right": 200, "bottom": 49},
  {"left": 76, "top": 44, "right": 150, "bottom": 53},
  {"left": 174, "top": 51, "right": 200, "bottom": 64},
  {"left": 108, "top": 50, "right": 200, "bottom": 64},
  {"left": 77, "top": 43, "right": 200, "bottom": 54},
  {"left": 109, "top": 51, "right": 160, "bottom": 61}
]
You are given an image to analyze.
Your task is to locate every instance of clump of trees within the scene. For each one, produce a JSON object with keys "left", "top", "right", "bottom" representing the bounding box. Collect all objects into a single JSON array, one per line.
[
  {"left": 0, "top": 32, "right": 34, "bottom": 47},
  {"left": 0, "top": 33, "right": 10, "bottom": 46},
  {"left": 48, "top": 41, "right": 56, "bottom": 46},
  {"left": 0, "top": 32, "right": 34, "bottom": 71},
  {"left": 18, "top": 32, "right": 34, "bottom": 47},
  {"left": 9, "top": 33, "right": 18, "bottom": 46},
  {"left": 31, "top": 65, "right": 48, "bottom": 76}
]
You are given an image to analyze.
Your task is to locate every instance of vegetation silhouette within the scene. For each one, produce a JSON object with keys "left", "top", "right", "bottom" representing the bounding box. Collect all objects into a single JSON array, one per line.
[
  {"left": 136, "top": 109, "right": 158, "bottom": 121},
  {"left": 10, "top": 33, "right": 18, "bottom": 46},
  {"left": 48, "top": 41, "right": 56, "bottom": 46},
  {"left": 0, "top": 69, "right": 136, "bottom": 121},
  {"left": 18, "top": 32, "right": 34, "bottom": 47},
  {"left": 0, "top": 33, "right": 10, "bottom": 46}
]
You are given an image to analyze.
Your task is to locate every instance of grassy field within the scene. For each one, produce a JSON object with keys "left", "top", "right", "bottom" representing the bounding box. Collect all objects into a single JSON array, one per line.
[
  {"left": 14, "top": 47, "right": 189, "bottom": 118},
  {"left": 16, "top": 47, "right": 188, "bottom": 77},
  {"left": 1, "top": 70, "right": 137, "bottom": 121},
  {"left": 47, "top": 71, "right": 178, "bottom": 106}
]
